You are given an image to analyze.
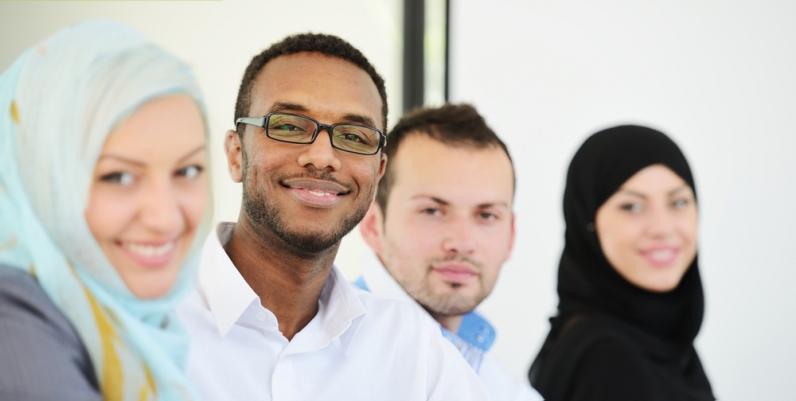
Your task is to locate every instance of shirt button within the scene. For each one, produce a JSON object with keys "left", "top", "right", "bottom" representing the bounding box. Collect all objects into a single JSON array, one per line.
[{"left": 256, "top": 312, "right": 267, "bottom": 321}]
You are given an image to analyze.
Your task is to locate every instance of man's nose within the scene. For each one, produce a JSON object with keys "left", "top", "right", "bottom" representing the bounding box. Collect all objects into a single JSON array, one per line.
[
  {"left": 441, "top": 215, "right": 476, "bottom": 255},
  {"left": 296, "top": 127, "right": 342, "bottom": 172}
]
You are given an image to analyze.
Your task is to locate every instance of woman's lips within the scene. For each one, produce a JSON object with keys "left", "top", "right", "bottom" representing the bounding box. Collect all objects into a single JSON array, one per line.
[
  {"left": 431, "top": 263, "right": 479, "bottom": 284},
  {"left": 639, "top": 246, "right": 680, "bottom": 267},
  {"left": 117, "top": 240, "right": 177, "bottom": 268}
]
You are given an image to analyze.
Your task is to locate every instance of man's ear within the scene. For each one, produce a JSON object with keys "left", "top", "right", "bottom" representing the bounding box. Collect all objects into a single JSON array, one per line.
[
  {"left": 376, "top": 153, "right": 388, "bottom": 182},
  {"left": 360, "top": 202, "right": 385, "bottom": 254},
  {"left": 225, "top": 129, "right": 244, "bottom": 183}
]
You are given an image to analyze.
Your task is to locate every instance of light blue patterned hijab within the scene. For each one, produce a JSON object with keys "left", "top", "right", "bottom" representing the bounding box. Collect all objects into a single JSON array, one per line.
[{"left": 0, "top": 20, "right": 211, "bottom": 400}]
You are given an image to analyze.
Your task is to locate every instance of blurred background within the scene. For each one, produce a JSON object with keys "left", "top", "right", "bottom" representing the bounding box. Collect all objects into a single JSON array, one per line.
[{"left": 2, "top": 1, "right": 794, "bottom": 399}]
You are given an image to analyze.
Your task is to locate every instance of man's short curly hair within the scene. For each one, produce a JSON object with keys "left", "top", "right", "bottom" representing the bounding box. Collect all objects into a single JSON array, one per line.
[
  {"left": 375, "top": 103, "right": 515, "bottom": 214},
  {"left": 234, "top": 33, "right": 388, "bottom": 133}
]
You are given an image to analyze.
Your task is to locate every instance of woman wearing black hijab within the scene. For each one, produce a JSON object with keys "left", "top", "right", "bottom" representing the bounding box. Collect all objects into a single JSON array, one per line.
[{"left": 528, "top": 125, "right": 714, "bottom": 401}]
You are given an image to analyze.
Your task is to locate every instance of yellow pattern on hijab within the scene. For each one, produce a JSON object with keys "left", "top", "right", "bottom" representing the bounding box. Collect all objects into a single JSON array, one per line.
[{"left": 9, "top": 100, "right": 23, "bottom": 142}]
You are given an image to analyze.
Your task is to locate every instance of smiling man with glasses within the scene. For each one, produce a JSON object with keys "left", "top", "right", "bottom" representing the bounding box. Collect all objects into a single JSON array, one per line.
[
  {"left": 177, "top": 34, "right": 489, "bottom": 401},
  {"left": 236, "top": 112, "right": 386, "bottom": 155}
]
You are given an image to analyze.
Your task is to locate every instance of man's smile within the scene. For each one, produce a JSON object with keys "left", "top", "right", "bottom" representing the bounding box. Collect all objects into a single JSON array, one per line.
[{"left": 282, "top": 177, "right": 351, "bottom": 207}]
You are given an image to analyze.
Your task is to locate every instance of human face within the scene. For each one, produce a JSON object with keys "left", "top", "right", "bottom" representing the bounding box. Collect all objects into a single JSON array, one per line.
[
  {"left": 595, "top": 164, "right": 698, "bottom": 293},
  {"left": 85, "top": 95, "right": 208, "bottom": 299},
  {"left": 362, "top": 135, "right": 515, "bottom": 316},
  {"left": 226, "top": 52, "right": 386, "bottom": 253}
]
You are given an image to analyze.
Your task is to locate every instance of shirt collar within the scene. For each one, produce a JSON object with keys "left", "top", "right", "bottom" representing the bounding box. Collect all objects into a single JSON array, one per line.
[
  {"left": 198, "top": 222, "right": 258, "bottom": 337},
  {"left": 198, "top": 222, "right": 367, "bottom": 352},
  {"left": 289, "top": 266, "right": 367, "bottom": 356},
  {"left": 360, "top": 251, "right": 418, "bottom": 303},
  {"left": 360, "top": 251, "right": 496, "bottom": 351}
]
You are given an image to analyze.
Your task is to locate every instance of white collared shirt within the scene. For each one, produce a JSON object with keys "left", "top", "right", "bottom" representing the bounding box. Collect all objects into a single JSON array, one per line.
[
  {"left": 359, "top": 252, "right": 544, "bottom": 401},
  {"left": 177, "top": 223, "right": 491, "bottom": 401}
]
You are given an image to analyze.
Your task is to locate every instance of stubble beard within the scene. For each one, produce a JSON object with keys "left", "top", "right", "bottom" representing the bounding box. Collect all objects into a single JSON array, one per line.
[
  {"left": 386, "top": 245, "right": 490, "bottom": 317},
  {"left": 241, "top": 151, "right": 371, "bottom": 254}
]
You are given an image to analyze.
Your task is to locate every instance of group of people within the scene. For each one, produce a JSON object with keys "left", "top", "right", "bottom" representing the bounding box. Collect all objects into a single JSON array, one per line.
[{"left": 0, "top": 20, "right": 715, "bottom": 401}]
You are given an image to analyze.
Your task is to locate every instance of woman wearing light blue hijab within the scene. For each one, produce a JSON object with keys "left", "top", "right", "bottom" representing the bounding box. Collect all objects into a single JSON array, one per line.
[{"left": 0, "top": 20, "right": 211, "bottom": 400}]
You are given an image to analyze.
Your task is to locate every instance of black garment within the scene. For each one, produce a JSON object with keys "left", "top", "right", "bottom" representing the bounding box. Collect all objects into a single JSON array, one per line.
[
  {"left": 0, "top": 265, "right": 101, "bottom": 401},
  {"left": 529, "top": 126, "right": 714, "bottom": 401}
]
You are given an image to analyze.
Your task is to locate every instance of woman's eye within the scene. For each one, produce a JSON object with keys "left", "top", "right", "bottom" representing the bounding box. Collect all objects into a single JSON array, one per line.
[
  {"left": 673, "top": 198, "right": 689, "bottom": 209},
  {"left": 620, "top": 203, "right": 642, "bottom": 213},
  {"left": 99, "top": 172, "right": 134, "bottom": 186},
  {"left": 177, "top": 165, "right": 203, "bottom": 179}
]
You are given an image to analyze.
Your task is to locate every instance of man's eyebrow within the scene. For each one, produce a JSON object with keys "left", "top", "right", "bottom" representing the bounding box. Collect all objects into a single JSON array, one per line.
[
  {"left": 342, "top": 113, "right": 377, "bottom": 129},
  {"left": 269, "top": 102, "right": 309, "bottom": 114},
  {"left": 476, "top": 201, "right": 510, "bottom": 209},
  {"left": 268, "top": 103, "right": 377, "bottom": 128},
  {"left": 411, "top": 195, "right": 450, "bottom": 206}
]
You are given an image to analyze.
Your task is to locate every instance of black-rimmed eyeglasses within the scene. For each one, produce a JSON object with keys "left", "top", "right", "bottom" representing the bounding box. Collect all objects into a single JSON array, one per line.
[{"left": 236, "top": 112, "right": 386, "bottom": 155}]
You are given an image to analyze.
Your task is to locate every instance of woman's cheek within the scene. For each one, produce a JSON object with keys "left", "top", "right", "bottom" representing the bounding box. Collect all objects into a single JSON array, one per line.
[
  {"left": 181, "top": 179, "right": 209, "bottom": 229},
  {"left": 85, "top": 187, "right": 136, "bottom": 239}
]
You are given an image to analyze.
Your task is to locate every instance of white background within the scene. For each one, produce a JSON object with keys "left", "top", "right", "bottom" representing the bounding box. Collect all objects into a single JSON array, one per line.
[
  {"left": 449, "top": 1, "right": 796, "bottom": 400},
  {"left": 2, "top": 2, "right": 795, "bottom": 400}
]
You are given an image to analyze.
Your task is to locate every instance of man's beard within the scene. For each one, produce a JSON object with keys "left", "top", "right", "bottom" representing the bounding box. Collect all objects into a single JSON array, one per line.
[
  {"left": 241, "top": 154, "right": 371, "bottom": 254},
  {"left": 390, "top": 253, "right": 490, "bottom": 317},
  {"left": 417, "top": 287, "right": 485, "bottom": 317}
]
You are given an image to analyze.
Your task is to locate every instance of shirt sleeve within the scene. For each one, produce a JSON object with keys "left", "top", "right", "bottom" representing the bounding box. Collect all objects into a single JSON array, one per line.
[
  {"left": 566, "top": 338, "right": 660, "bottom": 401},
  {"left": 0, "top": 267, "right": 102, "bottom": 401},
  {"left": 424, "top": 322, "right": 493, "bottom": 401}
]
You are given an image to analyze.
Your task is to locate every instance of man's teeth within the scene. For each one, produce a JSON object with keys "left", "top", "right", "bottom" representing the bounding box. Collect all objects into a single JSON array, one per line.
[
  {"left": 123, "top": 242, "right": 174, "bottom": 257},
  {"left": 306, "top": 189, "right": 335, "bottom": 197}
]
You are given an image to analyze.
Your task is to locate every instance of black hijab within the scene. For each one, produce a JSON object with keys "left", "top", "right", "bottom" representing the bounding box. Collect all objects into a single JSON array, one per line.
[{"left": 529, "top": 125, "right": 713, "bottom": 400}]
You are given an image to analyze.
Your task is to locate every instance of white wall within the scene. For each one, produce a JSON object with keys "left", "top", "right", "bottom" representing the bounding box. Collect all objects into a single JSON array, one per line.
[
  {"left": 0, "top": 0, "right": 401, "bottom": 281},
  {"left": 449, "top": 1, "right": 796, "bottom": 400}
]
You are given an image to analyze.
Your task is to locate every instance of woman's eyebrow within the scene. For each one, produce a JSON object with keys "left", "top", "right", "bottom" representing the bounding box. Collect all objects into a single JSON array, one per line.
[
  {"left": 668, "top": 185, "right": 690, "bottom": 196},
  {"left": 178, "top": 144, "right": 206, "bottom": 163},
  {"left": 96, "top": 154, "right": 145, "bottom": 167},
  {"left": 617, "top": 185, "right": 690, "bottom": 199},
  {"left": 96, "top": 144, "right": 205, "bottom": 166},
  {"left": 617, "top": 190, "right": 646, "bottom": 199}
]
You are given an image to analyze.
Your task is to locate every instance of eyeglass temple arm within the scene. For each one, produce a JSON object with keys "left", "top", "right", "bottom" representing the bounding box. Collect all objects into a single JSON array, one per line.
[{"left": 235, "top": 117, "right": 266, "bottom": 127}]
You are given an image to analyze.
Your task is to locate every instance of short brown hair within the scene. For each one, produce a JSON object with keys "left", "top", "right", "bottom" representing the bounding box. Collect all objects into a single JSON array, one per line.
[
  {"left": 234, "top": 33, "right": 388, "bottom": 132},
  {"left": 376, "top": 103, "right": 515, "bottom": 213}
]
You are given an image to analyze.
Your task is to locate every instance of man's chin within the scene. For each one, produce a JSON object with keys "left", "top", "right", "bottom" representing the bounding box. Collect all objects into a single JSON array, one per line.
[
  {"left": 274, "top": 228, "right": 343, "bottom": 254},
  {"left": 421, "top": 293, "right": 483, "bottom": 317}
]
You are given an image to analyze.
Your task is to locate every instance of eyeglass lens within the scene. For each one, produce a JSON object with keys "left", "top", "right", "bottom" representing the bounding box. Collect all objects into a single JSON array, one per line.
[{"left": 267, "top": 113, "right": 380, "bottom": 154}]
